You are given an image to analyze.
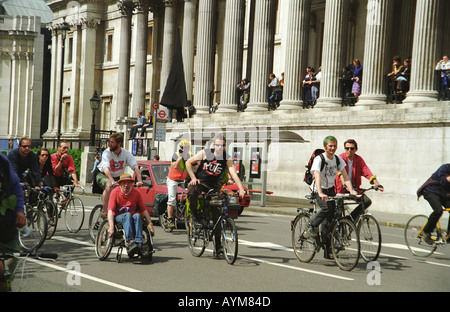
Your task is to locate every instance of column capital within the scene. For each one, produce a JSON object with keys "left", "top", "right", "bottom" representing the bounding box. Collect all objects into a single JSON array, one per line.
[
  {"left": 118, "top": 0, "right": 136, "bottom": 16},
  {"left": 133, "top": 0, "right": 151, "bottom": 13},
  {"left": 80, "top": 18, "right": 101, "bottom": 30}
]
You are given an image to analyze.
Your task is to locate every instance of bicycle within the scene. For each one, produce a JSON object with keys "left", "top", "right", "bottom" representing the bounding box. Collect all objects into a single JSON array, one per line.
[
  {"left": 160, "top": 181, "right": 187, "bottom": 232},
  {"left": 404, "top": 207, "right": 450, "bottom": 257},
  {"left": 291, "top": 193, "right": 361, "bottom": 271},
  {"left": 345, "top": 186, "right": 382, "bottom": 262},
  {"left": 54, "top": 185, "right": 85, "bottom": 233},
  {"left": 19, "top": 184, "right": 48, "bottom": 252},
  {"left": 88, "top": 203, "right": 104, "bottom": 243},
  {"left": 185, "top": 189, "right": 240, "bottom": 265},
  {"left": 0, "top": 251, "right": 57, "bottom": 292},
  {"left": 28, "top": 186, "right": 58, "bottom": 239}
]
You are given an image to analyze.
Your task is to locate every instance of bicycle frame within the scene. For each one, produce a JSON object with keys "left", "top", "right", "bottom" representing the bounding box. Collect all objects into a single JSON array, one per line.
[{"left": 420, "top": 209, "right": 450, "bottom": 243}]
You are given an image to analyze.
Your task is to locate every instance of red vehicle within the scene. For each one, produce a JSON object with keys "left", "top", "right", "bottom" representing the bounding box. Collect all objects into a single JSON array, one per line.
[{"left": 134, "top": 161, "right": 251, "bottom": 218}]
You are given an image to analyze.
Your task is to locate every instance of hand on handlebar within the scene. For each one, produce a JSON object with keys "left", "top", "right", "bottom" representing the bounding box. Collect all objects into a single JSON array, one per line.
[
  {"left": 318, "top": 192, "right": 328, "bottom": 202},
  {"left": 189, "top": 178, "right": 200, "bottom": 186}
]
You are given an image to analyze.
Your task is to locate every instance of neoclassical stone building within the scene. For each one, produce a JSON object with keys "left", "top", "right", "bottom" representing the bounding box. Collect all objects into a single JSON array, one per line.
[{"left": 45, "top": 0, "right": 449, "bottom": 214}]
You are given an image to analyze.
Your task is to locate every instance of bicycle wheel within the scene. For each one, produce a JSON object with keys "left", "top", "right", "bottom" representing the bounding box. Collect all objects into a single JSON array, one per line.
[
  {"left": 89, "top": 204, "right": 103, "bottom": 243},
  {"left": 291, "top": 213, "right": 316, "bottom": 263},
  {"left": 95, "top": 220, "right": 113, "bottom": 260},
  {"left": 141, "top": 225, "right": 154, "bottom": 262},
  {"left": 39, "top": 200, "right": 58, "bottom": 239},
  {"left": 358, "top": 214, "right": 382, "bottom": 262},
  {"left": 64, "top": 196, "right": 85, "bottom": 233},
  {"left": 19, "top": 208, "right": 48, "bottom": 251},
  {"left": 222, "top": 216, "right": 238, "bottom": 265},
  {"left": 331, "top": 219, "right": 360, "bottom": 271},
  {"left": 404, "top": 214, "right": 437, "bottom": 257},
  {"left": 185, "top": 215, "right": 207, "bottom": 257}
]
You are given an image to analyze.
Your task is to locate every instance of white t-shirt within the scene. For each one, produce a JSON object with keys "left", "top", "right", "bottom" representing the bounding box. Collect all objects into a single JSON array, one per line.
[
  {"left": 310, "top": 154, "right": 346, "bottom": 190},
  {"left": 98, "top": 148, "right": 138, "bottom": 178}
]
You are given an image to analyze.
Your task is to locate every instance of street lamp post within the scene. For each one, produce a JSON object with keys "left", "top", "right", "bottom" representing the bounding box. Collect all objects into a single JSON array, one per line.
[
  {"left": 56, "top": 21, "right": 70, "bottom": 147},
  {"left": 89, "top": 90, "right": 100, "bottom": 147}
]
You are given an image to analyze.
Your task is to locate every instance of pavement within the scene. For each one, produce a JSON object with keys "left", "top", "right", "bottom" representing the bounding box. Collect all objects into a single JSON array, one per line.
[{"left": 76, "top": 183, "right": 423, "bottom": 229}]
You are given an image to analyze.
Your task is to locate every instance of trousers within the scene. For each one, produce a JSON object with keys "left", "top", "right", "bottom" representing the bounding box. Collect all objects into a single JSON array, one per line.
[{"left": 115, "top": 212, "right": 143, "bottom": 243}]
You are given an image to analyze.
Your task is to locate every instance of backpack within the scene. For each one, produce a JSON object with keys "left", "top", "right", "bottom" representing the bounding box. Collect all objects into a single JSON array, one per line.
[
  {"left": 154, "top": 193, "right": 168, "bottom": 216},
  {"left": 303, "top": 149, "right": 340, "bottom": 185}
]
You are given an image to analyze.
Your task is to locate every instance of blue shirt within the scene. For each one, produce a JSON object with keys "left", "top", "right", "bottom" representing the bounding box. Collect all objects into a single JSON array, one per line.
[{"left": 425, "top": 163, "right": 450, "bottom": 198}]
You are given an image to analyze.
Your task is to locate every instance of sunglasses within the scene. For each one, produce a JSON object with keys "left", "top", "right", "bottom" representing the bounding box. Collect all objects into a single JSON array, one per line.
[
  {"left": 40, "top": 154, "right": 49, "bottom": 157},
  {"left": 344, "top": 147, "right": 356, "bottom": 151},
  {"left": 21, "top": 145, "right": 31, "bottom": 148}
]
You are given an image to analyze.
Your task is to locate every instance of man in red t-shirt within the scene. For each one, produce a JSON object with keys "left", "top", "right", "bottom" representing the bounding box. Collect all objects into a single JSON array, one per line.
[
  {"left": 50, "top": 141, "right": 80, "bottom": 188},
  {"left": 107, "top": 174, "right": 154, "bottom": 256}
]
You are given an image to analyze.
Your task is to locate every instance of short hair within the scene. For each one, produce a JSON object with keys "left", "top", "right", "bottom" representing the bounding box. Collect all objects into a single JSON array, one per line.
[
  {"left": 213, "top": 134, "right": 226, "bottom": 144},
  {"left": 58, "top": 140, "right": 69, "bottom": 148},
  {"left": 37, "top": 147, "right": 49, "bottom": 156},
  {"left": 323, "top": 136, "right": 337, "bottom": 146},
  {"left": 344, "top": 139, "right": 358, "bottom": 150},
  {"left": 110, "top": 132, "right": 124, "bottom": 145},
  {"left": 19, "top": 137, "right": 31, "bottom": 146}
]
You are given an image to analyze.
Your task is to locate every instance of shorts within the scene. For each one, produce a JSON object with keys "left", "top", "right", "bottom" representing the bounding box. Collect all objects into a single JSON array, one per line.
[
  {"left": 166, "top": 177, "right": 179, "bottom": 207},
  {"left": 95, "top": 172, "right": 119, "bottom": 190}
]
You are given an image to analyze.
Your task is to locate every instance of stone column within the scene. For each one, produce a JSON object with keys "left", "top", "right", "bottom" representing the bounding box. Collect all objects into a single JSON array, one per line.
[
  {"left": 182, "top": 0, "right": 197, "bottom": 102},
  {"left": 68, "top": 24, "right": 81, "bottom": 134},
  {"left": 150, "top": 5, "right": 163, "bottom": 105},
  {"left": 77, "top": 18, "right": 100, "bottom": 137},
  {"left": 280, "top": 0, "right": 311, "bottom": 110},
  {"left": 44, "top": 28, "right": 58, "bottom": 137},
  {"left": 116, "top": 0, "right": 134, "bottom": 123},
  {"left": 404, "top": 0, "right": 441, "bottom": 104},
  {"left": 358, "top": 0, "right": 392, "bottom": 106},
  {"left": 160, "top": 0, "right": 177, "bottom": 96},
  {"left": 247, "top": 0, "right": 277, "bottom": 111},
  {"left": 219, "top": 0, "right": 246, "bottom": 112},
  {"left": 316, "top": 0, "right": 347, "bottom": 107},
  {"left": 193, "top": 0, "right": 217, "bottom": 113},
  {"left": 132, "top": 0, "right": 150, "bottom": 114}
]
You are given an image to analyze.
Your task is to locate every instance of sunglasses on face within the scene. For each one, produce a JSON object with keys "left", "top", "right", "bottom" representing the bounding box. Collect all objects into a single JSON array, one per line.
[
  {"left": 40, "top": 154, "right": 49, "bottom": 157},
  {"left": 21, "top": 145, "right": 31, "bottom": 148},
  {"left": 344, "top": 147, "right": 356, "bottom": 151}
]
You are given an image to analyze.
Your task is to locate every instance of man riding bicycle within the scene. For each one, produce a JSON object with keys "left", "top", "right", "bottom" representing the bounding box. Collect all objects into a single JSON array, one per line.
[
  {"left": 96, "top": 133, "right": 143, "bottom": 216},
  {"left": 305, "top": 136, "right": 356, "bottom": 259},
  {"left": 0, "top": 154, "right": 26, "bottom": 292},
  {"left": 335, "top": 139, "right": 384, "bottom": 220},
  {"left": 417, "top": 163, "right": 450, "bottom": 245},
  {"left": 107, "top": 174, "right": 155, "bottom": 256},
  {"left": 185, "top": 134, "right": 246, "bottom": 257},
  {"left": 166, "top": 139, "right": 192, "bottom": 229}
]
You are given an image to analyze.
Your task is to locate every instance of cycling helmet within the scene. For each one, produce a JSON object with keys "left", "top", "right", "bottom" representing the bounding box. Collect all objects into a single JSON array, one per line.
[{"left": 178, "top": 139, "right": 190, "bottom": 149}]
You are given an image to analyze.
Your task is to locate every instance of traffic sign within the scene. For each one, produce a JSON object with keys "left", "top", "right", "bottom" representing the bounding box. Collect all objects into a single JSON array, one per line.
[
  {"left": 152, "top": 102, "right": 159, "bottom": 110},
  {"left": 157, "top": 109, "right": 169, "bottom": 122}
]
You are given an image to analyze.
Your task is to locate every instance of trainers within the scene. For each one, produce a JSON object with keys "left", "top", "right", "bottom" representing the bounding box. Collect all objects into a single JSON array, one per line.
[
  {"left": 422, "top": 231, "right": 434, "bottom": 245},
  {"left": 213, "top": 247, "right": 224, "bottom": 259},
  {"left": 304, "top": 223, "right": 318, "bottom": 239},
  {"left": 127, "top": 242, "right": 139, "bottom": 257},
  {"left": 167, "top": 218, "right": 175, "bottom": 229}
]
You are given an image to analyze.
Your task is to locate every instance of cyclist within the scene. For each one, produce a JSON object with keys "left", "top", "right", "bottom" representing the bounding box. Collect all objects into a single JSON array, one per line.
[
  {"left": 335, "top": 139, "right": 384, "bottom": 220},
  {"left": 50, "top": 141, "right": 81, "bottom": 188},
  {"left": 185, "top": 134, "right": 246, "bottom": 257},
  {"left": 417, "top": 163, "right": 450, "bottom": 245},
  {"left": 7, "top": 137, "right": 43, "bottom": 188},
  {"left": 0, "top": 154, "right": 26, "bottom": 292},
  {"left": 166, "top": 140, "right": 192, "bottom": 229},
  {"left": 305, "top": 136, "right": 356, "bottom": 259},
  {"left": 96, "top": 133, "right": 143, "bottom": 216},
  {"left": 107, "top": 174, "right": 154, "bottom": 256}
]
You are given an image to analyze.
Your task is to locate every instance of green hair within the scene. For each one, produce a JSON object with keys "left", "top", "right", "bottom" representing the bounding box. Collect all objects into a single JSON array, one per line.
[{"left": 323, "top": 136, "right": 337, "bottom": 146}]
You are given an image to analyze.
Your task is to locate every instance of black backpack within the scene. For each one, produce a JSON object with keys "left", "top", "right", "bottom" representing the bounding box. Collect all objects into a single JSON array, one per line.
[{"left": 304, "top": 149, "right": 340, "bottom": 185}]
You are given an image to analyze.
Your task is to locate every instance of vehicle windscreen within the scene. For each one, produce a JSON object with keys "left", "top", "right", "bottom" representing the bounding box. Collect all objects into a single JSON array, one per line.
[{"left": 151, "top": 163, "right": 170, "bottom": 185}]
